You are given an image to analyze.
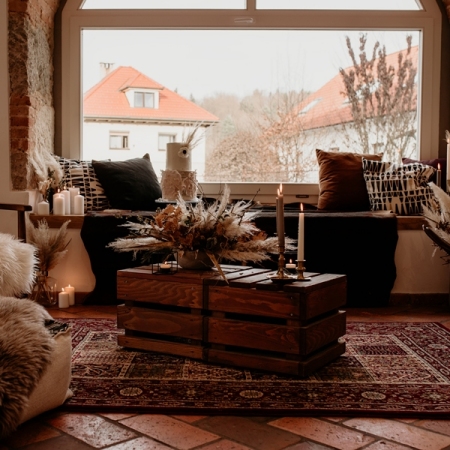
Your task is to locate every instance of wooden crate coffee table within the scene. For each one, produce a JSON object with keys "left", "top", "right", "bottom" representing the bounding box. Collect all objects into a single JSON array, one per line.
[{"left": 117, "top": 265, "right": 346, "bottom": 376}]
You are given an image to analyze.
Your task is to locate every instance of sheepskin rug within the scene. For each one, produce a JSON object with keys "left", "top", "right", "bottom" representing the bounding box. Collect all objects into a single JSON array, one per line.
[
  {"left": 0, "top": 234, "right": 37, "bottom": 297},
  {"left": 0, "top": 297, "right": 54, "bottom": 438}
]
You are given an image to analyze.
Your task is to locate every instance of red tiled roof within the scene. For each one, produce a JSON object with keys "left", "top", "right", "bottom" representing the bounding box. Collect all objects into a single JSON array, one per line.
[
  {"left": 297, "top": 46, "right": 418, "bottom": 131},
  {"left": 83, "top": 66, "right": 219, "bottom": 124}
]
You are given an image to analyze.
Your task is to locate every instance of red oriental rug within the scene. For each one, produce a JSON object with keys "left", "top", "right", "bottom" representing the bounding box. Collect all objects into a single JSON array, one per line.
[{"left": 63, "top": 319, "right": 450, "bottom": 418}]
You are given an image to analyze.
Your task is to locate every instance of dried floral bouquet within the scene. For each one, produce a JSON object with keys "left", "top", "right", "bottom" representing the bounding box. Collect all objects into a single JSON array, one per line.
[{"left": 109, "top": 185, "right": 294, "bottom": 280}]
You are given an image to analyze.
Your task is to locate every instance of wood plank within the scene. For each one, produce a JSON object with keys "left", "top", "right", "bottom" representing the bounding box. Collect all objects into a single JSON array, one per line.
[
  {"left": 208, "top": 286, "right": 299, "bottom": 319},
  {"left": 117, "top": 277, "right": 203, "bottom": 308},
  {"left": 283, "top": 273, "right": 347, "bottom": 293},
  {"left": 297, "top": 341, "right": 346, "bottom": 377},
  {"left": 117, "top": 305, "right": 203, "bottom": 339},
  {"left": 300, "top": 311, "right": 346, "bottom": 355},
  {"left": 118, "top": 335, "right": 204, "bottom": 359},
  {"left": 207, "top": 317, "right": 299, "bottom": 354},
  {"left": 29, "top": 213, "right": 84, "bottom": 229}
]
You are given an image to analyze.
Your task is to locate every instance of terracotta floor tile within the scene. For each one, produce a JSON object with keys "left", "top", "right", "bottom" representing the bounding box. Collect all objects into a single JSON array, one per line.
[
  {"left": 363, "top": 441, "right": 415, "bottom": 450},
  {"left": 2, "top": 421, "right": 60, "bottom": 448},
  {"left": 119, "top": 414, "right": 219, "bottom": 450},
  {"left": 198, "top": 416, "right": 301, "bottom": 450},
  {"left": 344, "top": 418, "right": 450, "bottom": 450},
  {"left": 100, "top": 413, "right": 138, "bottom": 421},
  {"left": 102, "top": 436, "right": 174, "bottom": 449},
  {"left": 414, "top": 420, "right": 450, "bottom": 436},
  {"left": 8, "top": 434, "right": 95, "bottom": 449},
  {"left": 269, "top": 417, "right": 375, "bottom": 450},
  {"left": 47, "top": 413, "right": 137, "bottom": 448},
  {"left": 171, "top": 415, "right": 207, "bottom": 424},
  {"left": 280, "top": 441, "right": 332, "bottom": 449},
  {"left": 199, "top": 439, "right": 254, "bottom": 450}
]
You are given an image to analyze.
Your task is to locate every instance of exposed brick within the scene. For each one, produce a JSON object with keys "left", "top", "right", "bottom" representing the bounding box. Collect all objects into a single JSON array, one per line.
[
  {"left": 9, "top": 105, "right": 30, "bottom": 117},
  {"left": 10, "top": 116, "right": 31, "bottom": 127},
  {"left": 9, "top": 127, "right": 29, "bottom": 140},
  {"left": 8, "top": 0, "right": 29, "bottom": 14},
  {"left": 9, "top": 95, "right": 31, "bottom": 106}
]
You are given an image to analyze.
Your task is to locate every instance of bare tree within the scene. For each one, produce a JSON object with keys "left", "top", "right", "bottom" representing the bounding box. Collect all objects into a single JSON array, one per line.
[{"left": 339, "top": 34, "right": 417, "bottom": 163}]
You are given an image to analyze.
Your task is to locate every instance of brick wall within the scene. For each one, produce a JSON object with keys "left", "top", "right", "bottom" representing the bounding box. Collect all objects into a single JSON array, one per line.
[
  {"left": 8, "top": 0, "right": 60, "bottom": 190},
  {"left": 6, "top": 1, "right": 450, "bottom": 191}
]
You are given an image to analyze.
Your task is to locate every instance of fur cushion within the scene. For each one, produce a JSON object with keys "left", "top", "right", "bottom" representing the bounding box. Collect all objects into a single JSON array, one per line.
[
  {"left": 0, "top": 298, "right": 54, "bottom": 438},
  {"left": 0, "top": 234, "right": 37, "bottom": 297}
]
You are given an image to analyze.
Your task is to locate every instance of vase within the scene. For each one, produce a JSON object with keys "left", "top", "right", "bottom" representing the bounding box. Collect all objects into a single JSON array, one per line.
[
  {"left": 30, "top": 271, "right": 57, "bottom": 306},
  {"left": 178, "top": 250, "right": 214, "bottom": 270}
]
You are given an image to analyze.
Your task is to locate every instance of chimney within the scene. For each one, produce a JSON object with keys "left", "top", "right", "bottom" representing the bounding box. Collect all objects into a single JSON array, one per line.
[{"left": 100, "top": 62, "right": 115, "bottom": 79}]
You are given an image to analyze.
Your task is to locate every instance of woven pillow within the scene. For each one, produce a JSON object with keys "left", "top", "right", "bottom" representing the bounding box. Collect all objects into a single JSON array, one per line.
[
  {"left": 316, "top": 149, "right": 383, "bottom": 211},
  {"left": 362, "top": 159, "right": 436, "bottom": 215},
  {"left": 55, "top": 156, "right": 110, "bottom": 212}
]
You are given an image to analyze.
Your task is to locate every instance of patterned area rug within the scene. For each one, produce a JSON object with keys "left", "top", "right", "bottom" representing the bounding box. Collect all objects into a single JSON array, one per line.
[{"left": 63, "top": 319, "right": 450, "bottom": 417}]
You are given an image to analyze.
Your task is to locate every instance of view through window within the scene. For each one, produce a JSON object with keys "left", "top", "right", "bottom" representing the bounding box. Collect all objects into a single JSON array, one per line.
[{"left": 82, "top": 29, "right": 420, "bottom": 183}]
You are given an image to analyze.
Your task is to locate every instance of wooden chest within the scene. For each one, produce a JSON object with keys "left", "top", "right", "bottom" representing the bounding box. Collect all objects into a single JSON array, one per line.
[{"left": 117, "top": 265, "right": 347, "bottom": 376}]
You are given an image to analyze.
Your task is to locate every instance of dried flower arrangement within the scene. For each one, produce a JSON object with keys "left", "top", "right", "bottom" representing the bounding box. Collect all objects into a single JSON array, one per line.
[
  {"left": 178, "top": 122, "right": 204, "bottom": 158},
  {"left": 109, "top": 185, "right": 294, "bottom": 280},
  {"left": 26, "top": 219, "right": 71, "bottom": 273}
]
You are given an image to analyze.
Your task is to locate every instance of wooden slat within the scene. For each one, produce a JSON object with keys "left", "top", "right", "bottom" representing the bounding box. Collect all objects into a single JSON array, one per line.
[
  {"left": 29, "top": 213, "right": 84, "bottom": 229},
  {"left": 118, "top": 335, "right": 204, "bottom": 359},
  {"left": 117, "top": 305, "right": 203, "bottom": 339},
  {"left": 207, "top": 317, "right": 299, "bottom": 354},
  {"left": 117, "top": 277, "right": 203, "bottom": 308}
]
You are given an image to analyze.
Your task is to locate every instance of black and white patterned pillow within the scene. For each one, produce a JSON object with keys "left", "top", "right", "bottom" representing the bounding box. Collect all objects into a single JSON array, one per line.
[
  {"left": 55, "top": 156, "right": 110, "bottom": 212},
  {"left": 362, "top": 159, "right": 436, "bottom": 216}
]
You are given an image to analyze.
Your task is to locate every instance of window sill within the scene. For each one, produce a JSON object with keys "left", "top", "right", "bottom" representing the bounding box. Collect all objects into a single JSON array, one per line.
[{"left": 29, "top": 213, "right": 426, "bottom": 231}]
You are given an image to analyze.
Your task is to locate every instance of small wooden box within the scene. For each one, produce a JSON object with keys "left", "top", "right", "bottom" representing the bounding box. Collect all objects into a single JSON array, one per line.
[{"left": 117, "top": 265, "right": 347, "bottom": 376}]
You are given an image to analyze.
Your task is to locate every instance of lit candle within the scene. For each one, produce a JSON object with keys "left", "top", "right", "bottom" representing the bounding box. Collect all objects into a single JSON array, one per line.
[
  {"left": 437, "top": 163, "right": 442, "bottom": 189},
  {"left": 61, "top": 188, "right": 71, "bottom": 215},
  {"left": 53, "top": 192, "right": 65, "bottom": 215},
  {"left": 276, "top": 183, "right": 285, "bottom": 249},
  {"left": 37, "top": 200, "right": 50, "bottom": 215},
  {"left": 160, "top": 263, "right": 171, "bottom": 273},
  {"left": 73, "top": 190, "right": 85, "bottom": 215},
  {"left": 297, "top": 203, "right": 305, "bottom": 262},
  {"left": 286, "top": 259, "right": 296, "bottom": 269},
  {"left": 69, "top": 187, "right": 79, "bottom": 214},
  {"left": 58, "top": 288, "right": 69, "bottom": 308},
  {"left": 64, "top": 284, "right": 75, "bottom": 306}
]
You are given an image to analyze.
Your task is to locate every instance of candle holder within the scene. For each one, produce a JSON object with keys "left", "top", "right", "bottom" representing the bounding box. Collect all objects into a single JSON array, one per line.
[
  {"left": 151, "top": 252, "right": 178, "bottom": 275},
  {"left": 296, "top": 259, "right": 311, "bottom": 281},
  {"left": 268, "top": 245, "right": 296, "bottom": 283}
]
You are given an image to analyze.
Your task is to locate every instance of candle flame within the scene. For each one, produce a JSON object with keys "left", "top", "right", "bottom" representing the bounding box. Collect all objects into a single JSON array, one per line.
[
  {"left": 289, "top": 259, "right": 293, "bottom": 264},
  {"left": 438, "top": 163, "right": 441, "bottom": 170},
  {"left": 279, "top": 183, "right": 283, "bottom": 194},
  {"left": 300, "top": 203, "right": 304, "bottom": 212},
  {"left": 61, "top": 288, "right": 65, "bottom": 292}
]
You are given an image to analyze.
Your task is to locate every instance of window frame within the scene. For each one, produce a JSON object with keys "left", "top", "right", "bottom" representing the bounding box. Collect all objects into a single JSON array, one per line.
[
  {"left": 61, "top": 0, "right": 442, "bottom": 203},
  {"left": 109, "top": 131, "right": 129, "bottom": 150}
]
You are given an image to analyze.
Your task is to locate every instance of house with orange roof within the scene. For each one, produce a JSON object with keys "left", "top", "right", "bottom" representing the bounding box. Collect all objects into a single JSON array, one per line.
[
  {"left": 83, "top": 66, "right": 219, "bottom": 179},
  {"left": 294, "top": 45, "right": 418, "bottom": 177}
]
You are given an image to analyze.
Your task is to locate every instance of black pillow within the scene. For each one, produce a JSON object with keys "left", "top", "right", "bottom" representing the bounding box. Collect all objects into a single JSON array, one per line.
[{"left": 92, "top": 154, "right": 162, "bottom": 211}]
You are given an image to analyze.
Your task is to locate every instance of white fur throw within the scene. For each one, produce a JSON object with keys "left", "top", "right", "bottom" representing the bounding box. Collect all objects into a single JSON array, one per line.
[
  {"left": 0, "top": 297, "right": 54, "bottom": 438},
  {"left": 0, "top": 234, "right": 37, "bottom": 297}
]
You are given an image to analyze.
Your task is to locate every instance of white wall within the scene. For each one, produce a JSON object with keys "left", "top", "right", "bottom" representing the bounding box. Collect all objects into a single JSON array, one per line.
[{"left": 83, "top": 122, "right": 207, "bottom": 179}]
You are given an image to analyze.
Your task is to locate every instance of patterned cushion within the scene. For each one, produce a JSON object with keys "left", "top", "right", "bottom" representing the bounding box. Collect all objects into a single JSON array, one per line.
[
  {"left": 55, "top": 156, "right": 110, "bottom": 212},
  {"left": 362, "top": 159, "right": 436, "bottom": 215}
]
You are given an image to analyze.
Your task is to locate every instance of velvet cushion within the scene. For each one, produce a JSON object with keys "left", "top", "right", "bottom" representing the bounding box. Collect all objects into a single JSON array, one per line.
[
  {"left": 403, "top": 157, "right": 446, "bottom": 191},
  {"left": 92, "top": 154, "right": 162, "bottom": 211},
  {"left": 316, "top": 149, "right": 383, "bottom": 211},
  {"left": 362, "top": 159, "right": 436, "bottom": 215}
]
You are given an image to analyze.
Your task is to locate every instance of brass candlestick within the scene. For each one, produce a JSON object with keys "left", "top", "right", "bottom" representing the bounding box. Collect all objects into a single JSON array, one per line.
[
  {"left": 296, "top": 259, "right": 311, "bottom": 281},
  {"left": 267, "top": 244, "right": 295, "bottom": 283}
]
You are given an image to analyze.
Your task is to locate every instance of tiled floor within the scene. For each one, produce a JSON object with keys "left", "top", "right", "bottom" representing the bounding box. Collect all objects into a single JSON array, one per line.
[{"left": 2, "top": 304, "right": 450, "bottom": 450}]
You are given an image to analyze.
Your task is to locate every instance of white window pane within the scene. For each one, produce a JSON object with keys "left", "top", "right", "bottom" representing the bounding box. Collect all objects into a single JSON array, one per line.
[
  {"left": 257, "top": 0, "right": 422, "bottom": 10},
  {"left": 81, "top": 0, "right": 245, "bottom": 9},
  {"left": 83, "top": 30, "right": 421, "bottom": 183}
]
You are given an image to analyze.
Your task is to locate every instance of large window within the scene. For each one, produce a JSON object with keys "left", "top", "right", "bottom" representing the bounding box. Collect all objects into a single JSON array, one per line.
[{"left": 61, "top": 0, "right": 442, "bottom": 202}]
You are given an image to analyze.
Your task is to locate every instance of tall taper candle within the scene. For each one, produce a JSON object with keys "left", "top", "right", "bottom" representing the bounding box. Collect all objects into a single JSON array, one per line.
[
  {"left": 276, "top": 183, "right": 285, "bottom": 249},
  {"left": 437, "top": 163, "right": 442, "bottom": 189},
  {"left": 298, "top": 203, "right": 305, "bottom": 261}
]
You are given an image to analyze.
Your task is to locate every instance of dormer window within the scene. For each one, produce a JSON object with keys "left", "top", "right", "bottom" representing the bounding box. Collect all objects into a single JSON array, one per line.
[{"left": 134, "top": 91, "right": 155, "bottom": 108}]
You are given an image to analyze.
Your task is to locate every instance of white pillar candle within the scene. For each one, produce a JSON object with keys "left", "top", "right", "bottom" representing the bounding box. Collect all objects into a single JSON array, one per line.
[
  {"left": 286, "top": 259, "right": 296, "bottom": 269},
  {"left": 69, "top": 187, "right": 79, "bottom": 214},
  {"left": 297, "top": 203, "right": 305, "bottom": 261},
  {"left": 58, "top": 288, "right": 70, "bottom": 308},
  {"left": 65, "top": 285, "right": 75, "bottom": 306},
  {"left": 53, "top": 193, "right": 65, "bottom": 215},
  {"left": 276, "top": 183, "right": 285, "bottom": 249},
  {"left": 37, "top": 200, "right": 50, "bottom": 215},
  {"left": 74, "top": 191, "right": 85, "bottom": 215},
  {"left": 61, "top": 189, "right": 71, "bottom": 215}
]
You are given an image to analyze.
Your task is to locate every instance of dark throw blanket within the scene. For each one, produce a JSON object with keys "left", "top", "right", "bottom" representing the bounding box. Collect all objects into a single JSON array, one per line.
[{"left": 80, "top": 209, "right": 398, "bottom": 307}]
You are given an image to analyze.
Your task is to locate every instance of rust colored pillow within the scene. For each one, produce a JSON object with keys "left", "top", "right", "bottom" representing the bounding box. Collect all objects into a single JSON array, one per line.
[{"left": 316, "top": 149, "right": 383, "bottom": 211}]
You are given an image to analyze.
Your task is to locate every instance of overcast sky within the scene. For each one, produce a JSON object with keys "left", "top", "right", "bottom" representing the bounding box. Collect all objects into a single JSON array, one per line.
[{"left": 82, "top": 29, "right": 420, "bottom": 100}]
